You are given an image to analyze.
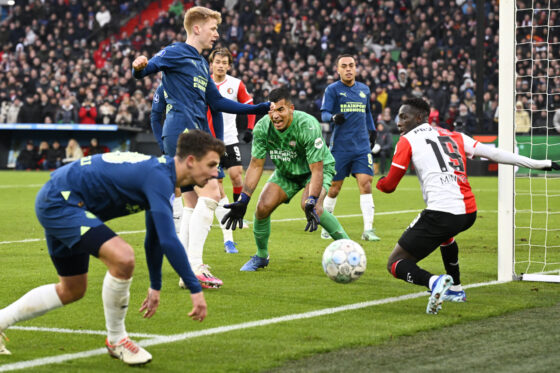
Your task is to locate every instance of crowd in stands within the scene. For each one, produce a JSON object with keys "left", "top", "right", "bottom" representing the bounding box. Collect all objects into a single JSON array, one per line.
[{"left": 1, "top": 0, "right": 559, "bottom": 146}]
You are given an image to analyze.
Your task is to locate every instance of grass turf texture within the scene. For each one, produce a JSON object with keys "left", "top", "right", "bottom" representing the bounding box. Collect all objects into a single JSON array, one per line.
[{"left": 0, "top": 170, "right": 559, "bottom": 372}]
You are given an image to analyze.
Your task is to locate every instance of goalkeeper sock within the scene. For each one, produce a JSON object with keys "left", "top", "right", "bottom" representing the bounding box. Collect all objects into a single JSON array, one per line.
[
  {"left": 215, "top": 197, "right": 234, "bottom": 243},
  {"left": 391, "top": 259, "right": 432, "bottom": 288},
  {"left": 440, "top": 239, "right": 461, "bottom": 285},
  {"left": 359, "top": 193, "right": 375, "bottom": 231},
  {"left": 188, "top": 197, "right": 218, "bottom": 269},
  {"left": 253, "top": 215, "right": 271, "bottom": 258},
  {"left": 319, "top": 211, "right": 349, "bottom": 240},
  {"left": 102, "top": 271, "right": 132, "bottom": 345},
  {"left": 0, "top": 284, "right": 63, "bottom": 331}
]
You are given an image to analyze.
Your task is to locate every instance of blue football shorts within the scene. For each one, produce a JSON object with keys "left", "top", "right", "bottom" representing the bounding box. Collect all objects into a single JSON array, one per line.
[{"left": 331, "top": 151, "right": 374, "bottom": 181}]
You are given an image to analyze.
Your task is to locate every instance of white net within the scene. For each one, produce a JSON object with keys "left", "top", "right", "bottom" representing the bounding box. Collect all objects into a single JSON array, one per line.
[{"left": 514, "top": 0, "right": 560, "bottom": 278}]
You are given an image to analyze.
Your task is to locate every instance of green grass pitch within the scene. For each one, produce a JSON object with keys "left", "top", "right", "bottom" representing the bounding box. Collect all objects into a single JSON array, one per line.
[{"left": 0, "top": 170, "right": 559, "bottom": 372}]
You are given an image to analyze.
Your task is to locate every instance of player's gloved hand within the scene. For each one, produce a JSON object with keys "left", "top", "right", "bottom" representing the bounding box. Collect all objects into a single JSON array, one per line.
[
  {"left": 221, "top": 192, "right": 250, "bottom": 230},
  {"left": 304, "top": 196, "right": 320, "bottom": 232},
  {"left": 543, "top": 161, "right": 560, "bottom": 171},
  {"left": 242, "top": 130, "right": 253, "bottom": 143},
  {"left": 369, "top": 130, "right": 377, "bottom": 150},
  {"left": 371, "top": 143, "right": 381, "bottom": 154},
  {"left": 331, "top": 113, "right": 345, "bottom": 125}
]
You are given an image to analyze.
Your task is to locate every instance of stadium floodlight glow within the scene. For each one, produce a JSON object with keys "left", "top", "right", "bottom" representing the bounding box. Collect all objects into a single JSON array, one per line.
[{"left": 0, "top": 0, "right": 16, "bottom": 6}]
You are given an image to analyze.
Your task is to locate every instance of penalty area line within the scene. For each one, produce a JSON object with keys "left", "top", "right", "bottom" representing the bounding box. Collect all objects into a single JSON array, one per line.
[{"left": 0, "top": 279, "right": 505, "bottom": 372}]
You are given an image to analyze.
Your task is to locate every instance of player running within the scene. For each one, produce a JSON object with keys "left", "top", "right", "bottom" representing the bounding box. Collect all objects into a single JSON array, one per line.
[
  {"left": 207, "top": 47, "right": 257, "bottom": 254},
  {"left": 221, "top": 87, "right": 350, "bottom": 271},
  {"left": 0, "top": 131, "right": 223, "bottom": 363},
  {"left": 133, "top": 6, "right": 270, "bottom": 289},
  {"left": 320, "top": 54, "right": 380, "bottom": 242},
  {"left": 377, "top": 98, "right": 559, "bottom": 314}
]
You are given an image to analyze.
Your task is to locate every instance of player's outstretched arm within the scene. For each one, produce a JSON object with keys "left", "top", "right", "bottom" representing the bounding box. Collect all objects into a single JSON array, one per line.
[
  {"left": 222, "top": 157, "right": 265, "bottom": 229},
  {"left": 473, "top": 142, "right": 558, "bottom": 170},
  {"left": 207, "top": 81, "right": 270, "bottom": 115}
]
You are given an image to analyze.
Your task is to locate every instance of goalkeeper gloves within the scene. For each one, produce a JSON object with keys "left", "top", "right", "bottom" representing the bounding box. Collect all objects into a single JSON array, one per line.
[
  {"left": 221, "top": 192, "right": 250, "bottom": 230},
  {"left": 331, "top": 113, "right": 345, "bottom": 125},
  {"left": 304, "top": 196, "right": 320, "bottom": 232},
  {"left": 544, "top": 161, "right": 560, "bottom": 171},
  {"left": 242, "top": 130, "right": 253, "bottom": 143}
]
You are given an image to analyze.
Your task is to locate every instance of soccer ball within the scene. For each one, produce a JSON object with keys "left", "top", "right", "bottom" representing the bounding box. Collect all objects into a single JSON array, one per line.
[{"left": 322, "top": 239, "right": 367, "bottom": 283}]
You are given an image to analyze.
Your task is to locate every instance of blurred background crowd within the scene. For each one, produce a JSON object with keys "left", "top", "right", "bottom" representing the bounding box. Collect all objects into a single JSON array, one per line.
[{"left": 1, "top": 0, "right": 559, "bottom": 169}]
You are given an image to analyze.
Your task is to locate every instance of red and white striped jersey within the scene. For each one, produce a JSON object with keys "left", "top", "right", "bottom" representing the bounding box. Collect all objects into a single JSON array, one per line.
[
  {"left": 207, "top": 74, "right": 255, "bottom": 145},
  {"left": 378, "top": 123, "right": 479, "bottom": 214}
]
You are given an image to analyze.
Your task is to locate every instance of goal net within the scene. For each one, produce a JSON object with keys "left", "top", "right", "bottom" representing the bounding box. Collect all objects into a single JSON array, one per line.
[{"left": 499, "top": 0, "right": 560, "bottom": 282}]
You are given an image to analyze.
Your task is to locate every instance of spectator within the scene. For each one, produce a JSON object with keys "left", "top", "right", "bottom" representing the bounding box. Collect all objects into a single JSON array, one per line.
[
  {"left": 515, "top": 101, "right": 531, "bottom": 134},
  {"left": 7, "top": 98, "right": 23, "bottom": 124},
  {"left": 63, "top": 138, "right": 83, "bottom": 164},
  {"left": 79, "top": 99, "right": 97, "bottom": 124},
  {"left": 379, "top": 107, "right": 398, "bottom": 134},
  {"left": 373, "top": 122, "right": 393, "bottom": 175},
  {"left": 115, "top": 105, "right": 132, "bottom": 126},
  {"left": 44, "top": 140, "right": 65, "bottom": 169},
  {"left": 88, "top": 137, "right": 105, "bottom": 155},
  {"left": 37, "top": 141, "right": 49, "bottom": 169},
  {"left": 55, "top": 99, "right": 78, "bottom": 124},
  {"left": 16, "top": 141, "right": 39, "bottom": 170},
  {"left": 457, "top": 103, "right": 477, "bottom": 134},
  {"left": 95, "top": 5, "right": 111, "bottom": 37},
  {"left": 97, "top": 100, "right": 117, "bottom": 124}
]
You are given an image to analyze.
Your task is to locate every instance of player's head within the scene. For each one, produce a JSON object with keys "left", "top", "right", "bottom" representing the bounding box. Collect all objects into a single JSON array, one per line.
[
  {"left": 184, "top": 6, "right": 221, "bottom": 51},
  {"left": 268, "top": 86, "right": 294, "bottom": 132},
  {"left": 176, "top": 130, "right": 225, "bottom": 187},
  {"left": 209, "top": 48, "right": 232, "bottom": 78},
  {"left": 335, "top": 54, "right": 356, "bottom": 86},
  {"left": 397, "top": 98, "right": 430, "bottom": 134}
]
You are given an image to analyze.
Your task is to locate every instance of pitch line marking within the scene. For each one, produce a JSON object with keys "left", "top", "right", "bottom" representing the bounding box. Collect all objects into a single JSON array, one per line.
[
  {"left": 0, "top": 279, "right": 505, "bottom": 372},
  {"left": 0, "top": 209, "right": 501, "bottom": 246},
  {"left": 9, "top": 326, "right": 163, "bottom": 339}
]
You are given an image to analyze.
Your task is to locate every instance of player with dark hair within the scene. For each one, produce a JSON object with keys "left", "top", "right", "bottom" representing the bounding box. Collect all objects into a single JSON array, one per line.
[
  {"left": 320, "top": 54, "right": 380, "bottom": 242},
  {"left": 133, "top": 6, "right": 270, "bottom": 289},
  {"left": 377, "top": 98, "right": 559, "bottom": 314},
  {"left": 0, "top": 130, "right": 225, "bottom": 364},
  {"left": 222, "top": 86, "right": 350, "bottom": 271}
]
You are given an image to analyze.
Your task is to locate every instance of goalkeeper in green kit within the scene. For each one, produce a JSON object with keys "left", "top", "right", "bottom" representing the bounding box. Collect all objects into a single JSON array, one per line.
[{"left": 222, "top": 86, "right": 350, "bottom": 271}]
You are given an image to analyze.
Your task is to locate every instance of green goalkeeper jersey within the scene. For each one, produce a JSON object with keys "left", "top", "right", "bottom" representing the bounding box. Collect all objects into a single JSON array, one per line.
[{"left": 252, "top": 110, "right": 335, "bottom": 179}]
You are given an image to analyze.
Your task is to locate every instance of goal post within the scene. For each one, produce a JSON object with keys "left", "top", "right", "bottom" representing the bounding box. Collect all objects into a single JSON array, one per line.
[{"left": 498, "top": 0, "right": 560, "bottom": 283}]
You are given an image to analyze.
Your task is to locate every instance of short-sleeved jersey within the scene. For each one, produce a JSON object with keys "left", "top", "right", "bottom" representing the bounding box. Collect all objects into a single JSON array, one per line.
[
  {"left": 320, "top": 81, "right": 374, "bottom": 154},
  {"left": 46, "top": 152, "right": 201, "bottom": 292},
  {"left": 391, "top": 123, "right": 478, "bottom": 214},
  {"left": 207, "top": 74, "right": 255, "bottom": 145},
  {"left": 252, "top": 110, "right": 335, "bottom": 178}
]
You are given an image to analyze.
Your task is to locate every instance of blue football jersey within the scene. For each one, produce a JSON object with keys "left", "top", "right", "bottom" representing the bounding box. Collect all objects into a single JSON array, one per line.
[
  {"left": 46, "top": 152, "right": 201, "bottom": 293},
  {"left": 321, "top": 81, "right": 375, "bottom": 154}
]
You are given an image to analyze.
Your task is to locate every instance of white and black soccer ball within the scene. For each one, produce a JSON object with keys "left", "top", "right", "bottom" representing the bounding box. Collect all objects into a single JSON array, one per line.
[{"left": 322, "top": 239, "right": 367, "bottom": 283}]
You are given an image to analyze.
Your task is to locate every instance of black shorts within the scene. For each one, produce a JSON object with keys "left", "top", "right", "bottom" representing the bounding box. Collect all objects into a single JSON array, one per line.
[
  {"left": 50, "top": 224, "right": 117, "bottom": 277},
  {"left": 398, "top": 210, "right": 477, "bottom": 261},
  {"left": 221, "top": 143, "right": 243, "bottom": 169}
]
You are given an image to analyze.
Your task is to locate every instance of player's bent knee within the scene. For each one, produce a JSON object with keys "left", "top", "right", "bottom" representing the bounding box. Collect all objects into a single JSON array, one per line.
[
  {"left": 56, "top": 281, "right": 87, "bottom": 304},
  {"left": 255, "top": 201, "right": 273, "bottom": 219}
]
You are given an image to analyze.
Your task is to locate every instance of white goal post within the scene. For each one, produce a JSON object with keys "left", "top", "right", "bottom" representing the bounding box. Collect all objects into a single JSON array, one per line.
[{"left": 498, "top": 0, "right": 560, "bottom": 283}]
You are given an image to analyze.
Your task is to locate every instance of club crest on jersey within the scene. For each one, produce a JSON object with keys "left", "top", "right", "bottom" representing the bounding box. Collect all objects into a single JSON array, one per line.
[
  {"left": 314, "top": 138, "right": 324, "bottom": 149},
  {"left": 359, "top": 91, "right": 366, "bottom": 98},
  {"left": 156, "top": 50, "right": 166, "bottom": 57},
  {"left": 153, "top": 92, "right": 159, "bottom": 103},
  {"left": 289, "top": 140, "right": 296, "bottom": 147},
  {"left": 227, "top": 88, "right": 234, "bottom": 94}
]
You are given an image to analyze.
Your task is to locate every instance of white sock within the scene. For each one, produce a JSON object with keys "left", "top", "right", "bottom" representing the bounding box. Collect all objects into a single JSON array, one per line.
[
  {"left": 188, "top": 197, "right": 218, "bottom": 270},
  {"left": 215, "top": 197, "right": 233, "bottom": 243},
  {"left": 323, "top": 196, "right": 337, "bottom": 214},
  {"left": 102, "top": 271, "right": 132, "bottom": 345},
  {"left": 172, "top": 195, "right": 183, "bottom": 233},
  {"left": 428, "top": 275, "right": 439, "bottom": 290},
  {"left": 0, "top": 284, "right": 63, "bottom": 331},
  {"left": 178, "top": 207, "right": 194, "bottom": 254},
  {"left": 359, "top": 194, "right": 375, "bottom": 231}
]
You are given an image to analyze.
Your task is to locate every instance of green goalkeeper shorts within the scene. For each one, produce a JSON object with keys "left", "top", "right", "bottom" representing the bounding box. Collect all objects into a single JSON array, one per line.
[{"left": 267, "top": 163, "right": 335, "bottom": 203}]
